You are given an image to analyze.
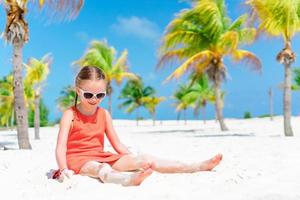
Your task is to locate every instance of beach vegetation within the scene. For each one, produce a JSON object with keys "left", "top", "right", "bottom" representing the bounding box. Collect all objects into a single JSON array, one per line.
[
  {"left": 24, "top": 54, "right": 51, "bottom": 139},
  {"left": 1, "top": 0, "right": 83, "bottom": 149},
  {"left": 118, "top": 78, "right": 155, "bottom": 126},
  {"left": 158, "top": 0, "right": 261, "bottom": 131},
  {"left": 247, "top": 0, "right": 300, "bottom": 136}
]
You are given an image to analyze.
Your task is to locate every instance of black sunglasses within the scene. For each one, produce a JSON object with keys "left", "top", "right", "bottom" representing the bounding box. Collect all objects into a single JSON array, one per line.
[{"left": 79, "top": 88, "right": 106, "bottom": 99}]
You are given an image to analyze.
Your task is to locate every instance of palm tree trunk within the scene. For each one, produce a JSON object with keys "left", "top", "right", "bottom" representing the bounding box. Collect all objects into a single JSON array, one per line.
[
  {"left": 10, "top": 109, "right": 15, "bottom": 130},
  {"left": 107, "top": 83, "right": 113, "bottom": 116},
  {"left": 108, "top": 94, "right": 112, "bottom": 115},
  {"left": 277, "top": 41, "right": 294, "bottom": 136},
  {"left": 184, "top": 109, "right": 187, "bottom": 125},
  {"left": 136, "top": 107, "right": 139, "bottom": 126},
  {"left": 202, "top": 107, "right": 206, "bottom": 124},
  {"left": 34, "top": 94, "right": 40, "bottom": 140},
  {"left": 177, "top": 112, "right": 180, "bottom": 125},
  {"left": 193, "top": 107, "right": 199, "bottom": 120},
  {"left": 13, "top": 43, "right": 31, "bottom": 149},
  {"left": 283, "top": 63, "right": 293, "bottom": 136},
  {"left": 214, "top": 73, "right": 228, "bottom": 131},
  {"left": 268, "top": 87, "right": 273, "bottom": 121},
  {"left": 6, "top": 119, "right": 9, "bottom": 129},
  {"left": 152, "top": 110, "right": 156, "bottom": 126}
]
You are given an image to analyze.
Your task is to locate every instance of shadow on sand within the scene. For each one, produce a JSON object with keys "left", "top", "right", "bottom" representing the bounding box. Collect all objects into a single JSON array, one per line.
[
  {"left": 0, "top": 141, "right": 18, "bottom": 150},
  {"left": 140, "top": 129, "right": 255, "bottom": 137}
]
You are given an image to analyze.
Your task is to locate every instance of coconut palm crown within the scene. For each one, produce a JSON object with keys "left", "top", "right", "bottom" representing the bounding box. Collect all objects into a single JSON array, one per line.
[
  {"left": 158, "top": 0, "right": 261, "bottom": 131},
  {"left": 247, "top": 0, "right": 300, "bottom": 136},
  {"left": 1, "top": 0, "right": 84, "bottom": 149},
  {"left": 118, "top": 78, "right": 155, "bottom": 126},
  {"left": 24, "top": 54, "right": 51, "bottom": 139}
]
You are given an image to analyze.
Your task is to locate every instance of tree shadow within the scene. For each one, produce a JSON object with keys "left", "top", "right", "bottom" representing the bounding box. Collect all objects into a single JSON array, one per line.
[
  {"left": 188, "top": 133, "right": 255, "bottom": 137},
  {"left": 0, "top": 141, "right": 18, "bottom": 150},
  {"left": 141, "top": 129, "right": 205, "bottom": 134},
  {"left": 0, "top": 132, "right": 17, "bottom": 137},
  {"left": 140, "top": 129, "right": 255, "bottom": 137}
]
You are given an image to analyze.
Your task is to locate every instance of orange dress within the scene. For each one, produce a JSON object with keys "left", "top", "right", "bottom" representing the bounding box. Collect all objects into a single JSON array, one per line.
[{"left": 66, "top": 106, "right": 125, "bottom": 174}]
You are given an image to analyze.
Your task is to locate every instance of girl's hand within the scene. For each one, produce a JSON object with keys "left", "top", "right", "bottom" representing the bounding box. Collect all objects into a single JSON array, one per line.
[
  {"left": 61, "top": 168, "right": 74, "bottom": 179},
  {"left": 53, "top": 168, "right": 74, "bottom": 182}
]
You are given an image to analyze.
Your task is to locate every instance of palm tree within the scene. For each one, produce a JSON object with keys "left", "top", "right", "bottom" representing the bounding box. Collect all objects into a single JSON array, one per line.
[
  {"left": 0, "top": 75, "right": 14, "bottom": 128},
  {"left": 141, "top": 96, "right": 166, "bottom": 126},
  {"left": 183, "top": 74, "right": 215, "bottom": 124},
  {"left": 28, "top": 98, "right": 49, "bottom": 128},
  {"left": 158, "top": 0, "right": 261, "bottom": 131},
  {"left": 268, "top": 87, "right": 274, "bottom": 121},
  {"left": 74, "top": 40, "right": 138, "bottom": 116},
  {"left": 56, "top": 85, "right": 77, "bottom": 111},
  {"left": 172, "top": 83, "right": 193, "bottom": 125},
  {"left": 24, "top": 54, "right": 51, "bottom": 140},
  {"left": 247, "top": 0, "right": 300, "bottom": 136},
  {"left": 119, "top": 79, "right": 155, "bottom": 126},
  {"left": 1, "top": 0, "right": 83, "bottom": 149},
  {"left": 0, "top": 73, "right": 36, "bottom": 129}
]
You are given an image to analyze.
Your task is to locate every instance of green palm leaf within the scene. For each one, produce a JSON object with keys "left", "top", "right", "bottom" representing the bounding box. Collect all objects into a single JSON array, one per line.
[
  {"left": 247, "top": 0, "right": 300, "bottom": 41},
  {"left": 56, "top": 86, "right": 77, "bottom": 111}
]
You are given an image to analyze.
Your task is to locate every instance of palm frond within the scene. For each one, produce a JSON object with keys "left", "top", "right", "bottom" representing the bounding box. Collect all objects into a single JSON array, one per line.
[
  {"left": 125, "top": 103, "right": 138, "bottom": 114},
  {"left": 247, "top": 0, "right": 300, "bottom": 41},
  {"left": 217, "top": 31, "right": 239, "bottom": 54},
  {"left": 33, "top": 0, "right": 84, "bottom": 20},
  {"left": 112, "top": 72, "right": 138, "bottom": 85},
  {"left": 228, "top": 13, "right": 248, "bottom": 31},
  {"left": 118, "top": 99, "right": 134, "bottom": 109},
  {"left": 114, "top": 49, "right": 128, "bottom": 70},
  {"left": 141, "top": 96, "right": 166, "bottom": 114},
  {"left": 232, "top": 49, "right": 262, "bottom": 72},
  {"left": 190, "top": 0, "right": 227, "bottom": 42},
  {"left": 165, "top": 50, "right": 213, "bottom": 82},
  {"left": 56, "top": 86, "right": 76, "bottom": 111},
  {"left": 238, "top": 27, "right": 257, "bottom": 44},
  {"left": 158, "top": 48, "right": 192, "bottom": 68},
  {"left": 90, "top": 40, "right": 115, "bottom": 68}
]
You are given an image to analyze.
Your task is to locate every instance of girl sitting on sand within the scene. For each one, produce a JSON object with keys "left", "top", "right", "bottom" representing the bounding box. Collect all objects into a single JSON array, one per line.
[{"left": 55, "top": 66, "right": 223, "bottom": 186}]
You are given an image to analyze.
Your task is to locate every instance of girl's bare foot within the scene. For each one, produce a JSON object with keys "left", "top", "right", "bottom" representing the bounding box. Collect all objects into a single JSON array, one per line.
[
  {"left": 199, "top": 153, "right": 223, "bottom": 171},
  {"left": 125, "top": 166, "right": 153, "bottom": 186}
]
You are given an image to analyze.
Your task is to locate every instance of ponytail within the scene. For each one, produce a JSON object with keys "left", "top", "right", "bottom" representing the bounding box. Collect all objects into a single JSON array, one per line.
[{"left": 74, "top": 93, "right": 78, "bottom": 108}]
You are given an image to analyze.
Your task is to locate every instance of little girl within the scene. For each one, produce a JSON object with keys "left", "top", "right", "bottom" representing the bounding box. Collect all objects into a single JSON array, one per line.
[{"left": 55, "top": 66, "right": 222, "bottom": 186}]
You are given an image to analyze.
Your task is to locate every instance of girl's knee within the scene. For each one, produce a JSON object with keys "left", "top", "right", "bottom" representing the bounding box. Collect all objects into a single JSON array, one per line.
[
  {"left": 79, "top": 161, "right": 108, "bottom": 177},
  {"left": 98, "top": 163, "right": 113, "bottom": 182},
  {"left": 136, "top": 154, "right": 154, "bottom": 167}
]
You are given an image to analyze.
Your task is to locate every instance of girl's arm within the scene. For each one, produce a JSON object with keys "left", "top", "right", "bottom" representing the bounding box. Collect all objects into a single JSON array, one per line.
[
  {"left": 55, "top": 109, "right": 73, "bottom": 171},
  {"left": 104, "top": 109, "right": 131, "bottom": 154}
]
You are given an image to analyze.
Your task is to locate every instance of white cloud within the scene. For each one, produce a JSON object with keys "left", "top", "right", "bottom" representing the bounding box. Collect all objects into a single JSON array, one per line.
[{"left": 111, "top": 16, "right": 160, "bottom": 40}]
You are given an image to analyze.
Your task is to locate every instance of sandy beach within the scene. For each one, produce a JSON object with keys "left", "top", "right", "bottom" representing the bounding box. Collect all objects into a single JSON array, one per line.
[{"left": 0, "top": 116, "right": 300, "bottom": 200}]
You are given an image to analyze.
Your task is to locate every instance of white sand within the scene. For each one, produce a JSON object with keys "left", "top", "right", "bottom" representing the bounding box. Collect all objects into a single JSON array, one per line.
[{"left": 0, "top": 116, "right": 300, "bottom": 200}]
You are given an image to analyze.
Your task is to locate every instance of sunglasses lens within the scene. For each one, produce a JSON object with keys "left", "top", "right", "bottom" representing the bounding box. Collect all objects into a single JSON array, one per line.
[
  {"left": 96, "top": 93, "right": 106, "bottom": 99},
  {"left": 83, "top": 92, "right": 93, "bottom": 99}
]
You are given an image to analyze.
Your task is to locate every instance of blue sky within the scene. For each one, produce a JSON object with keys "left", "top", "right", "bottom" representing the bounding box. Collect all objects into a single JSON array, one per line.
[{"left": 1, "top": 0, "right": 300, "bottom": 122}]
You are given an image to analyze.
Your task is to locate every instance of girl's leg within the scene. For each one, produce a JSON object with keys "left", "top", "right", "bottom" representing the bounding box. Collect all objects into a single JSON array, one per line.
[
  {"left": 79, "top": 161, "right": 153, "bottom": 186},
  {"left": 112, "top": 153, "right": 223, "bottom": 173}
]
